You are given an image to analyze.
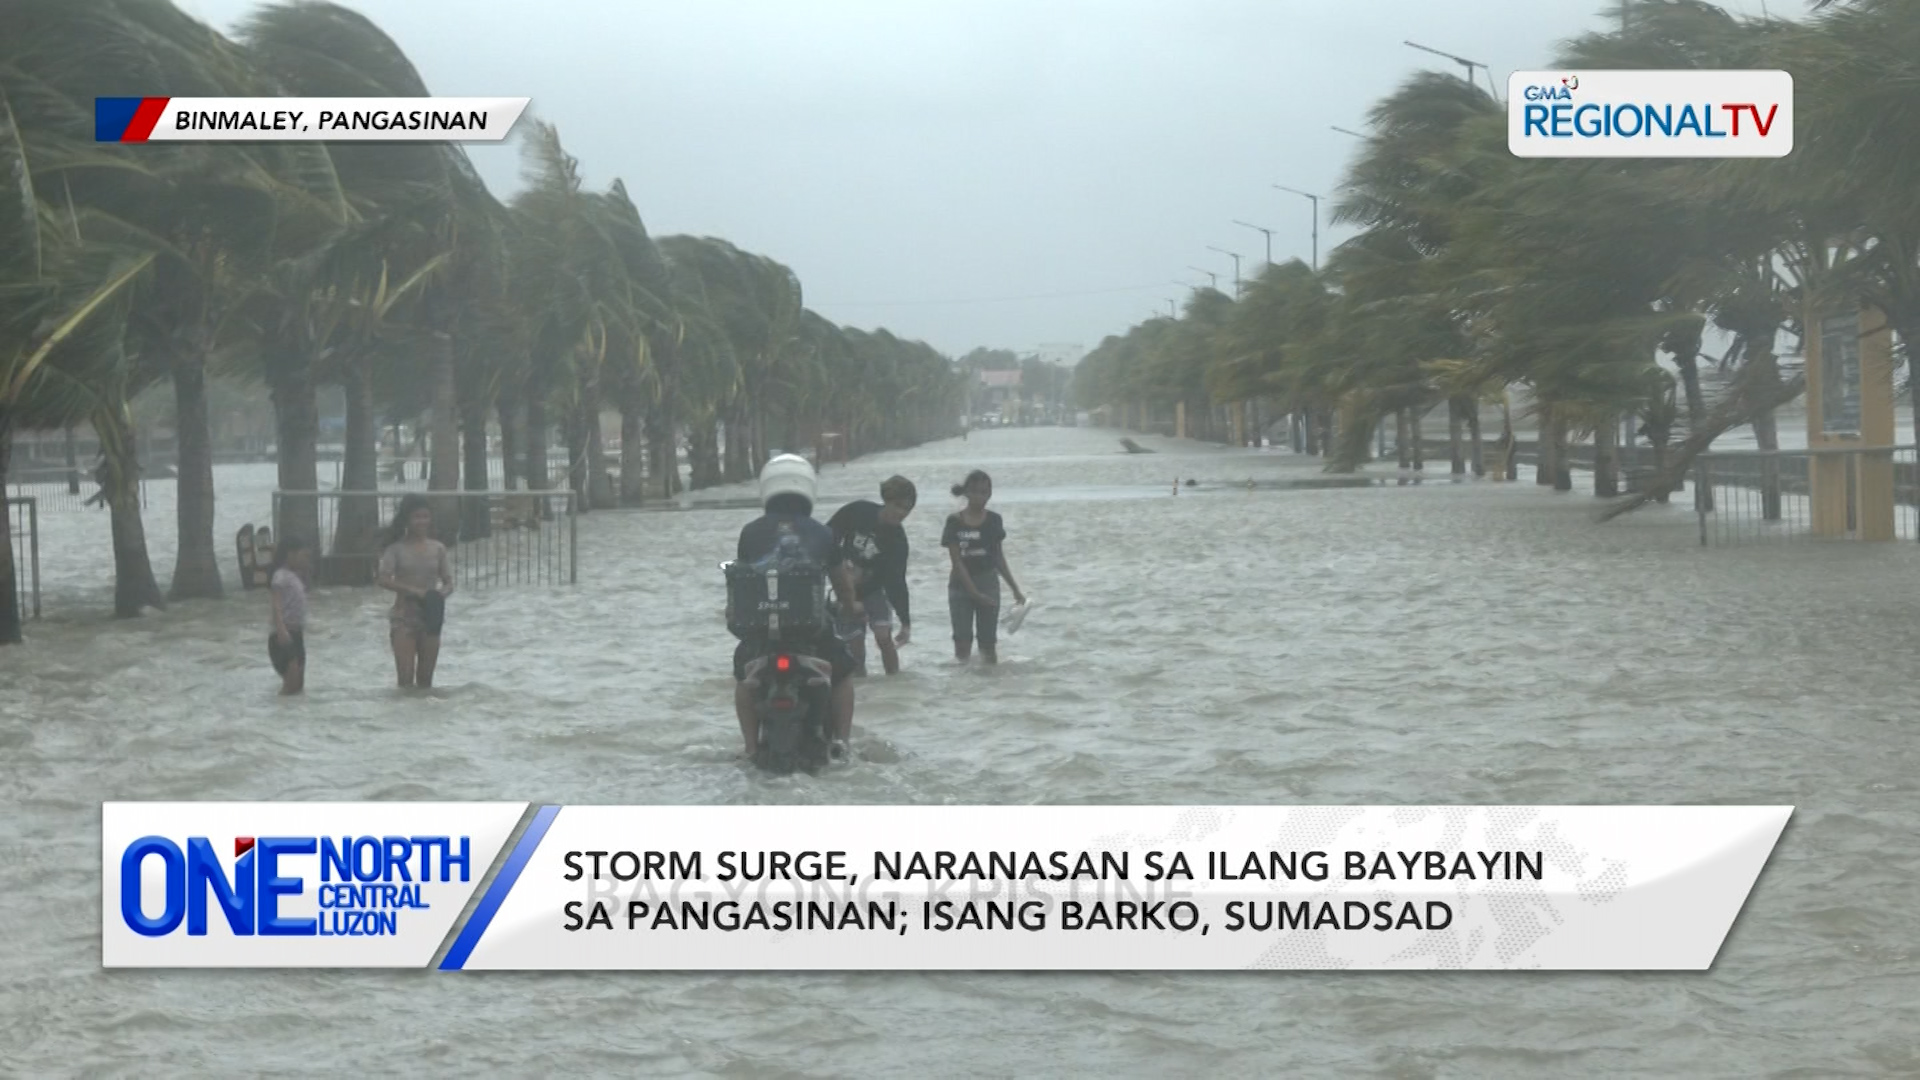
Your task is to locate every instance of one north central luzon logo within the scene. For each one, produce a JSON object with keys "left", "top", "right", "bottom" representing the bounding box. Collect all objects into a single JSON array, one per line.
[
  {"left": 119, "top": 834, "right": 470, "bottom": 938},
  {"left": 1521, "top": 76, "right": 1781, "bottom": 140}
]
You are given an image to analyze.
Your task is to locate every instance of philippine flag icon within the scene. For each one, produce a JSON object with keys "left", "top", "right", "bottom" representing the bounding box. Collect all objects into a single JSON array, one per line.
[
  {"left": 234, "top": 836, "right": 255, "bottom": 857},
  {"left": 95, "top": 97, "right": 171, "bottom": 142}
]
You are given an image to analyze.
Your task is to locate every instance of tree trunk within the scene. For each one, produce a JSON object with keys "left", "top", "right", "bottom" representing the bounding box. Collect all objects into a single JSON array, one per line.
[
  {"left": 525, "top": 388, "right": 549, "bottom": 493},
  {"left": 1410, "top": 405, "right": 1425, "bottom": 471},
  {"left": 1536, "top": 404, "right": 1558, "bottom": 487},
  {"left": 1594, "top": 415, "right": 1619, "bottom": 497},
  {"left": 566, "top": 400, "right": 590, "bottom": 508},
  {"left": 332, "top": 365, "right": 380, "bottom": 580},
  {"left": 427, "top": 331, "right": 460, "bottom": 542},
  {"left": 1447, "top": 397, "right": 1466, "bottom": 475},
  {"left": 620, "top": 407, "right": 646, "bottom": 506},
  {"left": 269, "top": 360, "right": 321, "bottom": 564},
  {"left": 1553, "top": 417, "right": 1574, "bottom": 492},
  {"left": 1747, "top": 342, "right": 1784, "bottom": 521},
  {"left": 689, "top": 419, "right": 722, "bottom": 489},
  {"left": 1467, "top": 399, "right": 1484, "bottom": 477},
  {"left": 0, "top": 411, "right": 19, "bottom": 644},
  {"left": 497, "top": 397, "right": 523, "bottom": 492},
  {"left": 64, "top": 425, "right": 80, "bottom": 494},
  {"left": 723, "top": 407, "right": 751, "bottom": 483},
  {"left": 651, "top": 425, "right": 676, "bottom": 498},
  {"left": 1395, "top": 408, "right": 1410, "bottom": 468},
  {"left": 167, "top": 350, "right": 224, "bottom": 600},
  {"left": 586, "top": 406, "right": 614, "bottom": 509},
  {"left": 1318, "top": 409, "right": 1334, "bottom": 461},
  {"left": 96, "top": 407, "right": 164, "bottom": 618},
  {"left": 650, "top": 392, "right": 681, "bottom": 499},
  {"left": 461, "top": 397, "right": 491, "bottom": 540}
]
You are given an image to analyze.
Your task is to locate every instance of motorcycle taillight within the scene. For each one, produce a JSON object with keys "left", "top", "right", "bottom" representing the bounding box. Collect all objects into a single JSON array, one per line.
[{"left": 775, "top": 654, "right": 792, "bottom": 673}]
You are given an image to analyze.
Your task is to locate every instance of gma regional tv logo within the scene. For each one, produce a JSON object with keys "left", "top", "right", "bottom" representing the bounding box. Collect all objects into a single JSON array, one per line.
[
  {"left": 1507, "top": 69, "right": 1793, "bottom": 158},
  {"left": 103, "top": 802, "right": 524, "bottom": 968},
  {"left": 118, "top": 833, "right": 471, "bottom": 938}
]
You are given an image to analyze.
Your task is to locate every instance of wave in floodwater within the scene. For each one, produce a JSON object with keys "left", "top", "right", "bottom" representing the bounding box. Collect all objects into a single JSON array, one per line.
[{"left": 3, "top": 426, "right": 1918, "bottom": 1075}]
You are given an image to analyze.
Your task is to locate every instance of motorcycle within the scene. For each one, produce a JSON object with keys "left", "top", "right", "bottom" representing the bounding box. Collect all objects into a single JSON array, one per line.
[{"left": 722, "top": 557, "right": 837, "bottom": 774}]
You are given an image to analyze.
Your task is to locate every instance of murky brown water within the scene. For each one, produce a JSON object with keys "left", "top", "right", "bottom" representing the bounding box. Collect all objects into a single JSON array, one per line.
[{"left": 3, "top": 426, "right": 1917, "bottom": 1076}]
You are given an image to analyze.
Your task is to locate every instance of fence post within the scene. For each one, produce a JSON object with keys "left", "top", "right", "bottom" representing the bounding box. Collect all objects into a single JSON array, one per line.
[
  {"left": 28, "top": 498, "right": 39, "bottom": 618},
  {"left": 1695, "top": 459, "right": 1710, "bottom": 547}
]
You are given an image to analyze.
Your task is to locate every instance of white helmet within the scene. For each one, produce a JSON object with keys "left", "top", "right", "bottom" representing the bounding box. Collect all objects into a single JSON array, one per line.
[{"left": 758, "top": 453, "right": 817, "bottom": 512}]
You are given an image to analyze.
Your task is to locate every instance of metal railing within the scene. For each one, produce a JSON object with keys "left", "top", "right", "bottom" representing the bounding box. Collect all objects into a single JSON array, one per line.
[
  {"left": 329, "top": 453, "right": 573, "bottom": 492},
  {"left": 5, "top": 497, "right": 41, "bottom": 620},
  {"left": 272, "top": 489, "right": 578, "bottom": 589},
  {"left": 1691, "top": 446, "right": 1920, "bottom": 546},
  {"left": 5, "top": 468, "right": 147, "bottom": 512}
]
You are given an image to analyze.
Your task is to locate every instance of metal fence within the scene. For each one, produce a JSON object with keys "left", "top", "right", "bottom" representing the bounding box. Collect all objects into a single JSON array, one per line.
[
  {"left": 5, "top": 497, "right": 41, "bottom": 620},
  {"left": 1691, "top": 446, "right": 1920, "bottom": 546},
  {"left": 5, "top": 467, "right": 147, "bottom": 512},
  {"left": 328, "top": 454, "right": 572, "bottom": 492},
  {"left": 272, "top": 489, "right": 578, "bottom": 590}
]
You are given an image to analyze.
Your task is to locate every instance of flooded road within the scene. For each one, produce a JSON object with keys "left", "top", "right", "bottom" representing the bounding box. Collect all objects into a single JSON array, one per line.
[{"left": 4, "top": 426, "right": 1917, "bottom": 1076}]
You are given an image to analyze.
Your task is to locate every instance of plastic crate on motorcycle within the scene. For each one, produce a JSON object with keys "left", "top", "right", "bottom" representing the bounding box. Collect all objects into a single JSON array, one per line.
[{"left": 725, "top": 558, "right": 829, "bottom": 639}]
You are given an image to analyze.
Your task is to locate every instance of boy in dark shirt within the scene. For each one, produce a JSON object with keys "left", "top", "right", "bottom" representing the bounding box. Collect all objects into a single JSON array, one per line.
[{"left": 827, "top": 475, "right": 917, "bottom": 675}]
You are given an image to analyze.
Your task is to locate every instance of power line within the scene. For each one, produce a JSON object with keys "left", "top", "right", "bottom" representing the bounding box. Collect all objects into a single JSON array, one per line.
[{"left": 815, "top": 282, "right": 1172, "bottom": 308}]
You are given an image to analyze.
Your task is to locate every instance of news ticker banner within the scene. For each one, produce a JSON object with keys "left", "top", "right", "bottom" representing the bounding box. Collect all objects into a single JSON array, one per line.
[
  {"left": 103, "top": 803, "right": 1791, "bottom": 971},
  {"left": 1508, "top": 70, "right": 1793, "bottom": 158},
  {"left": 95, "top": 97, "right": 530, "bottom": 142}
]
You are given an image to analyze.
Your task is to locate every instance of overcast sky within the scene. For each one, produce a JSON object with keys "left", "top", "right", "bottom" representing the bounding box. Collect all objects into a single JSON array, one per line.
[{"left": 175, "top": 0, "right": 1777, "bottom": 360}]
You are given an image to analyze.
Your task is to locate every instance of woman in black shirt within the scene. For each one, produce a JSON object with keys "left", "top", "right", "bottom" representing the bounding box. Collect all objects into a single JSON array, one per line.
[{"left": 942, "top": 470, "right": 1025, "bottom": 663}]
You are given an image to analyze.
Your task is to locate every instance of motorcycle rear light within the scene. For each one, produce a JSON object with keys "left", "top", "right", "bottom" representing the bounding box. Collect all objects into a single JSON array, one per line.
[{"left": 775, "top": 655, "right": 792, "bottom": 673}]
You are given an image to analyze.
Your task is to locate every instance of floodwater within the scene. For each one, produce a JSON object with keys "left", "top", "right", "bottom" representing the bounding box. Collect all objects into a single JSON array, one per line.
[{"left": 4, "top": 426, "right": 1918, "bottom": 1076}]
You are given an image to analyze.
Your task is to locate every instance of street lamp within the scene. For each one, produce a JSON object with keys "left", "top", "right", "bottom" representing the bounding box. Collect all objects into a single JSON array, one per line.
[
  {"left": 1272, "top": 185, "right": 1321, "bottom": 271},
  {"left": 1330, "top": 125, "right": 1366, "bottom": 139},
  {"left": 1404, "top": 40, "right": 1496, "bottom": 99},
  {"left": 1186, "top": 265, "right": 1220, "bottom": 289},
  {"left": 1164, "top": 298, "right": 1178, "bottom": 318},
  {"left": 1232, "top": 220, "right": 1276, "bottom": 266},
  {"left": 1205, "top": 246, "right": 1243, "bottom": 295}
]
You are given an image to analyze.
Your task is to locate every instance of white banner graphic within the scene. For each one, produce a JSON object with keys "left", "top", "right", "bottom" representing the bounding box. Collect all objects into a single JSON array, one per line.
[
  {"left": 102, "top": 802, "right": 525, "bottom": 967},
  {"left": 451, "top": 805, "right": 1791, "bottom": 971},
  {"left": 1507, "top": 70, "right": 1793, "bottom": 158},
  {"left": 100, "top": 97, "right": 529, "bottom": 142}
]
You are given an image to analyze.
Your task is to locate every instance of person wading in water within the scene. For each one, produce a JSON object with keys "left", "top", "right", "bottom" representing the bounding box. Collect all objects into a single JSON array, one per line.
[
  {"left": 827, "top": 475, "right": 917, "bottom": 675},
  {"left": 267, "top": 536, "right": 312, "bottom": 696},
  {"left": 378, "top": 494, "right": 455, "bottom": 688},
  {"left": 943, "top": 470, "right": 1025, "bottom": 664}
]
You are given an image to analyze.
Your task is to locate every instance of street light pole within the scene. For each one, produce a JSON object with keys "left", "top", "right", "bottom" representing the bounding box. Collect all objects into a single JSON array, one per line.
[
  {"left": 1330, "top": 125, "right": 1366, "bottom": 139},
  {"left": 1272, "top": 185, "right": 1321, "bottom": 271},
  {"left": 1404, "top": 40, "right": 1495, "bottom": 100},
  {"left": 1205, "top": 246, "right": 1243, "bottom": 295},
  {"left": 1184, "top": 266, "right": 1219, "bottom": 289},
  {"left": 1232, "top": 220, "right": 1276, "bottom": 266}
]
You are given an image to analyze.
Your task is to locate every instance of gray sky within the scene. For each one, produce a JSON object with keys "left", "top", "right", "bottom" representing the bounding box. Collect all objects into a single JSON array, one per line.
[{"left": 175, "top": 0, "right": 1749, "bottom": 359}]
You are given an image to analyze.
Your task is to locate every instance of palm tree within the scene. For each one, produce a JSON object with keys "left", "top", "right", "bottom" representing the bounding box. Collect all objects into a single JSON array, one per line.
[
  {"left": 243, "top": 0, "right": 490, "bottom": 541},
  {"left": 0, "top": 93, "right": 157, "bottom": 640}
]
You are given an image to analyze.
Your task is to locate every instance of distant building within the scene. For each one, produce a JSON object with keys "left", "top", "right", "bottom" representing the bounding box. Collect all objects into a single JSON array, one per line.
[{"left": 977, "top": 369, "right": 1022, "bottom": 417}]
